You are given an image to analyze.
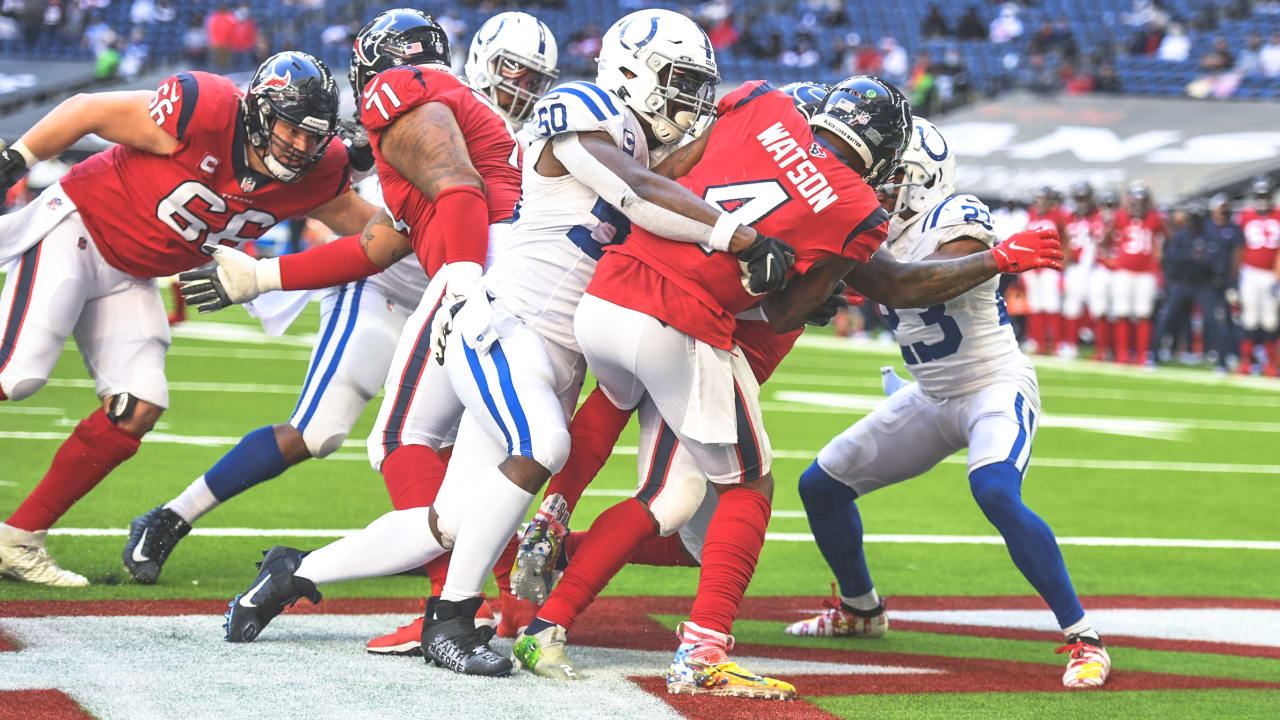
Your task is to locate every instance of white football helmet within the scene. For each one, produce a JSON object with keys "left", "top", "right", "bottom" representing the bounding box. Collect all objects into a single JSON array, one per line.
[
  {"left": 595, "top": 9, "right": 720, "bottom": 145},
  {"left": 465, "top": 12, "right": 559, "bottom": 125},
  {"left": 884, "top": 116, "right": 955, "bottom": 217}
]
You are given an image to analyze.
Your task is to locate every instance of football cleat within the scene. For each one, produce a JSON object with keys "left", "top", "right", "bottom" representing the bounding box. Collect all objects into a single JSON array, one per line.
[
  {"left": 224, "top": 546, "right": 321, "bottom": 643},
  {"left": 784, "top": 582, "right": 888, "bottom": 638},
  {"left": 421, "top": 596, "right": 512, "bottom": 676},
  {"left": 0, "top": 524, "right": 88, "bottom": 587},
  {"left": 511, "top": 493, "right": 569, "bottom": 604},
  {"left": 1057, "top": 635, "right": 1111, "bottom": 689},
  {"left": 512, "top": 624, "right": 580, "bottom": 680},
  {"left": 122, "top": 505, "right": 192, "bottom": 584},
  {"left": 496, "top": 589, "right": 538, "bottom": 639},
  {"left": 368, "top": 597, "right": 498, "bottom": 656},
  {"left": 667, "top": 621, "right": 796, "bottom": 700}
]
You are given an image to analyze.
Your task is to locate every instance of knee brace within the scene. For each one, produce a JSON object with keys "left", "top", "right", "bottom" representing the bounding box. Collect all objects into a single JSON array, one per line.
[
  {"left": 644, "top": 475, "right": 706, "bottom": 536},
  {"left": 536, "top": 427, "right": 573, "bottom": 477},
  {"left": 296, "top": 421, "right": 349, "bottom": 459},
  {"left": 4, "top": 376, "right": 46, "bottom": 402},
  {"left": 106, "top": 392, "right": 139, "bottom": 424}
]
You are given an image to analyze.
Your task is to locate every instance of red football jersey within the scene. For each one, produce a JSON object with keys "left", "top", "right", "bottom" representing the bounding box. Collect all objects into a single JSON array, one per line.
[
  {"left": 1065, "top": 209, "right": 1106, "bottom": 265},
  {"left": 59, "top": 71, "right": 350, "bottom": 279},
  {"left": 360, "top": 66, "right": 521, "bottom": 275},
  {"left": 1027, "top": 205, "right": 1068, "bottom": 237},
  {"left": 1111, "top": 209, "right": 1165, "bottom": 273},
  {"left": 734, "top": 319, "right": 800, "bottom": 384},
  {"left": 588, "top": 81, "right": 888, "bottom": 349},
  {"left": 1238, "top": 207, "right": 1280, "bottom": 271}
]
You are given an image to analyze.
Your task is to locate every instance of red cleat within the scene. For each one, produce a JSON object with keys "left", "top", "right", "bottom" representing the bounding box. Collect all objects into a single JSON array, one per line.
[
  {"left": 496, "top": 589, "right": 539, "bottom": 639},
  {"left": 366, "top": 597, "right": 497, "bottom": 655}
]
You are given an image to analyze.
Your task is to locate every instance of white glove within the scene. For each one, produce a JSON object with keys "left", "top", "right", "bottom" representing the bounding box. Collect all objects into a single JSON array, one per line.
[
  {"left": 178, "top": 246, "right": 282, "bottom": 313},
  {"left": 428, "top": 262, "right": 483, "bottom": 365}
]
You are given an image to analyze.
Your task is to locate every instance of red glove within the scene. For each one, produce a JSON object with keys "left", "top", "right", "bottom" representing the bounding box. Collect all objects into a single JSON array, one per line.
[
  {"left": 842, "top": 287, "right": 867, "bottom": 307},
  {"left": 990, "top": 227, "right": 1064, "bottom": 273}
]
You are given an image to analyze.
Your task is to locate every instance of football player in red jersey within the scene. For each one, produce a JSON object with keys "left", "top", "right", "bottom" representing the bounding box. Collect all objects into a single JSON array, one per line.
[
  {"left": 1024, "top": 187, "right": 1069, "bottom": 354},
  {"left": 1109, "top": 180, "right": 1166, "bottom": 364},
  {"left": 0, "top": 52, "right": 375, "bottom": 587},
  {"left": 1235, "top": 176, "right": 1280, "bottom": 375},
  {"left": 1060, "top": 183, "right": 1107, "bottom": 359},
  {"left": 519, "top": 76, "right": 1061, "bottom": 697}
]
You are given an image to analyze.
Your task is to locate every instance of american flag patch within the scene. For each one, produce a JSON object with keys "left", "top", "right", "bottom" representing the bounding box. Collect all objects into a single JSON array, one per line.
[{"left": 46, "top": 197, "right": 62, "bottom": 210}]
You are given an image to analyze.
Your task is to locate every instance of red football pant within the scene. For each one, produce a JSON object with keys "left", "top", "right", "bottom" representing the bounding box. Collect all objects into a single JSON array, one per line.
[
  {"left": 537, "top": 498, "right": 655, "bottom": 630},
  {"left": 689, "top": 486, "right": 771, "bottom": 636},
  {"left": 545, "top": 386, "right": 633, "bottom": 512},
  {"left": 6, "top": 408, "right": 140, "bottom": 532}
]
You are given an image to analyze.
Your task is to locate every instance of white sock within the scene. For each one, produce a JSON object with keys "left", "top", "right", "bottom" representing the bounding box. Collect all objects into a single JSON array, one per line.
[
  {"left": 440, "top": 467, "right": 534, "bottom": 602},
  {"left": 842, "top": 589, "right": 881, "bottom": 612},
  {"left": 164, "top": 476, "right": 219, "bottom": 524},
  {"left": 1063, "top": 616, "right": 1099, "bottom": 641},
  {"left": 296, "top": 507, "right": 445, "bottom": 586}
]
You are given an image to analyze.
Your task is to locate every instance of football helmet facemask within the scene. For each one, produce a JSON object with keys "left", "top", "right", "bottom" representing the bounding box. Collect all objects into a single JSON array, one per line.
[
  {"left": 596, "top": 9, "right": 720, "bottom": 145},
  {"left": 465, "top": 12, "right": 559, "bottom": 125},
  {"left": 244, "top": 51, "right": 339, "bottom": 183},
  {"left": 880, "top": 115, "right": 954, "bottom": 217}
]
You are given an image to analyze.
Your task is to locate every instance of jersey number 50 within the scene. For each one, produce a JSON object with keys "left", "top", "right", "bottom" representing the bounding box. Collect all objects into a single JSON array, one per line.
[{"left": 157, "top": 181, "right": 277, "bottom": 252}]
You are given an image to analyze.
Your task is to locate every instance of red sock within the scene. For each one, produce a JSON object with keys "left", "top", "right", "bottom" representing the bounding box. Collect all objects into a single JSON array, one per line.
[
  {"left": 629, "top": 533, "right": 699, "bottom": 567},
  {"left": 689, "top": 486, "right": 771, "bottom": 635},
  {"left": 427, "top": 553, "right": 450, "bottom": 597},
  {"left": 546, "top": 387, "right": 633, "bottom": 512},
  {"left": 537, "top": 499, "right": 654, "bottom": 630},
  {"left": 1240, "top": 339, "right": 1255, "bottom": 366},
  {"left": 1093, "top": 318, "right": 1111, "bottom": 359},
  {"left": 5, "top": 408, "right": 140, "bottom": 531},
  {"left": 1114, "top": 319, "right": 1132, "bottom": 363},
  {"left": 491, "top": 534, "right": 519, "bottom": 595},
  {"left": 1136, "top": 318, "right": 1152, "bottom": 361},
  {"left": 1063, "top": 317, "right": 1079, "bottom": 350},
  {"left": 0, "top": 387, "right": 6, "bottom": 401},
  {"left": 381, "top": 444, "right": 447, "bottom": 510},
  {"left": 1050, "top": 314, "right": 1065, "bottom": 349}
]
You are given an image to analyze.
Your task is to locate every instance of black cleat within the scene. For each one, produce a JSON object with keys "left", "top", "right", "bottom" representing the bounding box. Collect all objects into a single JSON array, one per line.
[
  {"left": 122, "top": 506, "right": 192, "bottom": 584},
  {"left": 224, "top": 546, "right": 321, "bottom": 643},
  {"left": 421, "top": 596, "right": 513, "bottom": 676}
]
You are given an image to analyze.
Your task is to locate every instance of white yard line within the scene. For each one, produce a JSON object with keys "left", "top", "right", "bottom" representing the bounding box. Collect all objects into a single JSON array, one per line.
[
  {"left": 41, "top": 526, "right": 1280, "bottom": 550},
  {"left": 4, "top": 432, "right": 1276, "bottom": 474}
]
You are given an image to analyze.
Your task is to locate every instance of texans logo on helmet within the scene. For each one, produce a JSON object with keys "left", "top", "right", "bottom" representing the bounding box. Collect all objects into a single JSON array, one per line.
[{"left": 252, "top": 70, "right": 292, "bottom": 94}]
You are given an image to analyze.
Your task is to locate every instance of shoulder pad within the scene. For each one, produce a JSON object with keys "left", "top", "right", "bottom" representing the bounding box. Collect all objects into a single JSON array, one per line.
[
  {"left": 532, "top": 82, "right": 628, "bottom": 140},
  {"left": 150, "top": 71, "right": 237, "bottom": 141},
  {"left": 921, "top": 194, "right": 998, "bottom": 248},
  {"left": 359, "top": 67, "right": 443, "bottom": 131},
  {"left": 716, "top": 80, "right": 777, "bottom": 115}
]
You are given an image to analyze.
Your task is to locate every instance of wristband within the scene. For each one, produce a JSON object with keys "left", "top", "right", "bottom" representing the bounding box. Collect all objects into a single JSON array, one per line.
[
  {"left": 709, "top": 213, "right": 740, "bottom": 253},
  {"left": 10, "top": 140, "right": 37, "bottom": 167},
  {"left": 278, "top": 234, "right": 381, "bottom": 290}
]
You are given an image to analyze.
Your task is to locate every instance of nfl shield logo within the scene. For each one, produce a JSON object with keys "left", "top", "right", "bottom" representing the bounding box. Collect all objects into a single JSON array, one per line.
[
  {"left": 46, "top": 197, "right": 63, "bottom": 210},
  {"left": 852, "top": 111, "right": 872, "bottom": 126},
  {"left": 240, "top": 176, "right": 257, "bottom": 193}
]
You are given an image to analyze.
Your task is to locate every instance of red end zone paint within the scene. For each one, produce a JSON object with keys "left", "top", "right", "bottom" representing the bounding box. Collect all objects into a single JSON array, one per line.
[{"left": 0, "top": 689, "right": 94, "bottom": 720}]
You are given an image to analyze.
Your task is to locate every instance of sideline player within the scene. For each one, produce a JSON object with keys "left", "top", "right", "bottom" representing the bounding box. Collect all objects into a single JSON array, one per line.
[
  {"left": 1023, "top": 187, "right": 1068, "bottom": 354},
  {"left": 1059, "top": 183, "right": 1105, "bottom": 359},
  {"left": 1109, "top": 181, "right": 1165, "bottom": 364},
  {"left": 0, "top": 52, "right": 374, "bottom": 587},
  {"left": 525, "top": 80, "right": 1061, "bottom": 699},
  {"left": 785, "top": 118, "right": 1110, "bottom": 690},
  {"left": 208, "top": 8, "right": 791, "bottom": 677},
  {"left": 121, "top": 10, "right": 559, "bottom": 590},
  {"left": 1236, "top": 176, "right": 1279, "bottom": 375}
]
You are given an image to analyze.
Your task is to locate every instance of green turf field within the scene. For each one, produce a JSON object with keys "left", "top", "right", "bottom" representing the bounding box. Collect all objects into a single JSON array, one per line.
[{"left": 2, "top": 296, "right": 1278, "bottom": 719}]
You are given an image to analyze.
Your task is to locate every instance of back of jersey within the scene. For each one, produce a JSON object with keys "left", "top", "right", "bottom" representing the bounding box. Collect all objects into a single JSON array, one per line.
[
  {"left": 360, "top": 66, "right": 521, "bottom": 275},
  {"left": 613, "top": 82, "right": 886, "bottom": 332},
  {"left": 484, "top": 81, "right": 648, "bottom": 353},
  {"left": 881, "top": 193, "right": 1031, "bottom": 398}
]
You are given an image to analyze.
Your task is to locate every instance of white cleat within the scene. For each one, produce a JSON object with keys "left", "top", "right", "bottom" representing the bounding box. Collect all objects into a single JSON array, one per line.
[
  {"left": 1057, "top": 635, "right": 1111, "bottom": 689},
  {"left": 879, "top": 366, "right": 911, "bottom": 397},
  {"left": 0, "top": 523, "right": 89, "bottom": 587}
]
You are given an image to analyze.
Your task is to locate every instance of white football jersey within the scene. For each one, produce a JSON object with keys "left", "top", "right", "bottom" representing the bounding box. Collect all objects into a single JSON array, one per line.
[
  {"left": 482, "top": 80, "right": 648, "bottom": 353},
  {"left": 880, "top": 193, "right": 1033, "bottom": 398}
]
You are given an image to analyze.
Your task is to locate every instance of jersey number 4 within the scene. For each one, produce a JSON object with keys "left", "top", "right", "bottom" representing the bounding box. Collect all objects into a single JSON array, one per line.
[
  {"left": 883, "top": 304, "right": 963, "bottom": 364},
  {"left": 697, "top": 180, "right": 790, "bottom": 254},
  {"left": 157, "top": 181, "right": 277, "bottom": 252}
]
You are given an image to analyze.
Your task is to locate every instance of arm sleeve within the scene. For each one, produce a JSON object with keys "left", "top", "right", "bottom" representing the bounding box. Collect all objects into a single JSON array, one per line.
[
  {"left": 550, "top": 133, "right": 741, "bottom": 251},
  {"left": 417, "top": 185, "right": 490, "bottom": 272},
  {"left": 277, "top": 234, "right": 382, "bottom": 290}
]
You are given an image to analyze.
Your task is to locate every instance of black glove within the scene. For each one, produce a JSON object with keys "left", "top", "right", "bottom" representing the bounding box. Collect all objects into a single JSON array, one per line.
[
  {"left": 178, "top": 263, "right": 233, "bottom": 313},
  {"left": 738, "top": 234, "right": 796, "bottom": 295},
  {"left": 338, "top": 120, "right": 375, "bottom": 174},
  {"left": 806, "top": 281, "right": 850, "bottom": 326},
  {"left": 0, "top": 147, "right": 29, "bottom": 196}
]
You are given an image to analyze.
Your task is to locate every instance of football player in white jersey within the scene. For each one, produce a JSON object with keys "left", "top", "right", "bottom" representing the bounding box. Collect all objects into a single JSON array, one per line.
[
  {"left": 122, "top": 12, "right": 561, "bottom": 587},
  {"left": 785, "top": 118, "right": 1111, "bottom": 690},
  {"left": 216, "top": 8, "right": 792, "bottom": 677}
]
